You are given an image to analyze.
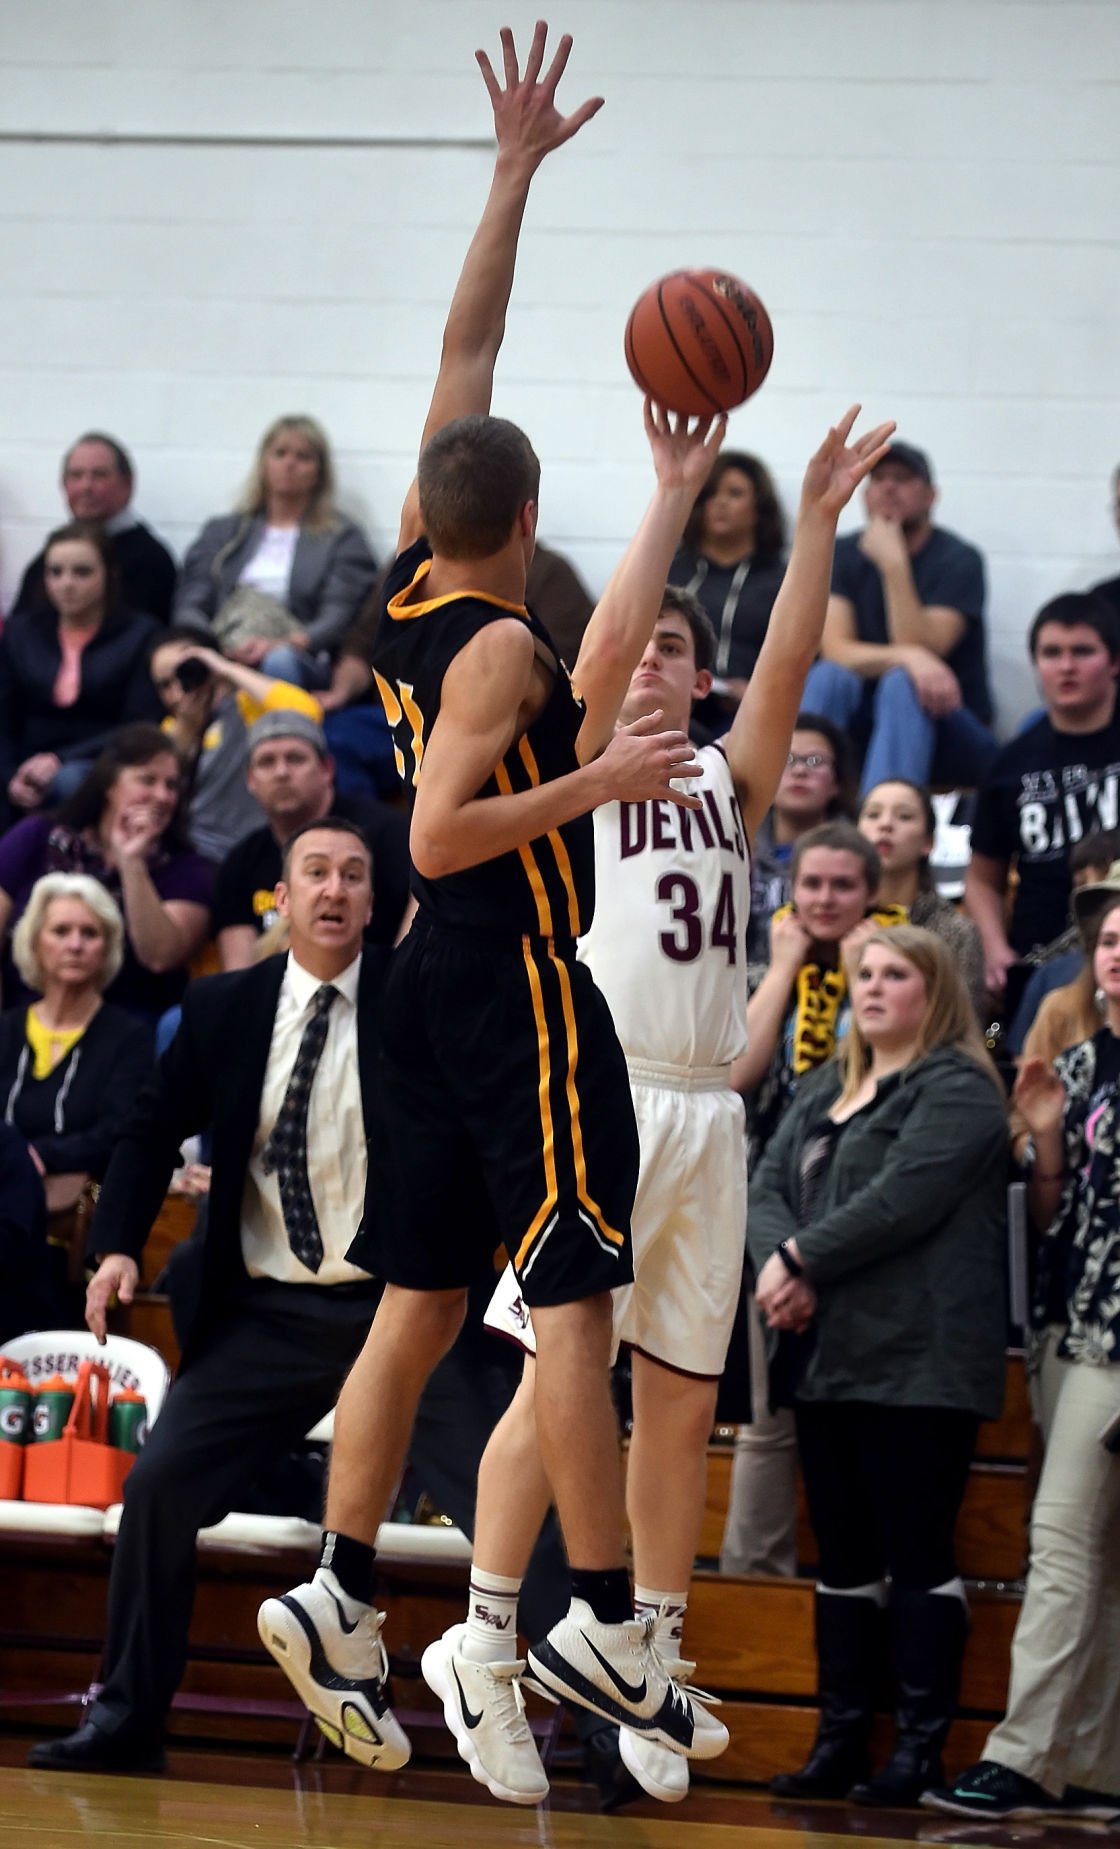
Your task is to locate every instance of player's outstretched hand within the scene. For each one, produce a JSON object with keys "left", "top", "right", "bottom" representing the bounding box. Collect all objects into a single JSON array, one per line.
[
  {"left": 800, "top": 405, "right": 897, "bottom": 519},
  {"left": 476, "top": 22, "right": 603, "bottom": 172},
  {"left": 597, "top": 710, "right": 703, "bottom": 810},
  {"left": 643, "top": 399, "right": 727, "bottom": 496}
]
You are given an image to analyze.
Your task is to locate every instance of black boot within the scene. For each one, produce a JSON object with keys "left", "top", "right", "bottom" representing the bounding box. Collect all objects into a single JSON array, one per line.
[
  {"left": 849, "top": 1588, "right": 968, "bottom": 1807},
  {"left": 770, "top": 1588, "right": 883, "bottom": 1799}
]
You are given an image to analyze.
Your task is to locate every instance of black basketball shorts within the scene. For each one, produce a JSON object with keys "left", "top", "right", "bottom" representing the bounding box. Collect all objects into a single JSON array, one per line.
[{"left": 356, "top": 915, "right": 637, "bottom": 1307}]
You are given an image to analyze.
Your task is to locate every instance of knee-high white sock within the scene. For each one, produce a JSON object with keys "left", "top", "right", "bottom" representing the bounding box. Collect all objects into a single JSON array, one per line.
[{"left": 461, "top": 1567, "right": 521, "bottom": 1665}]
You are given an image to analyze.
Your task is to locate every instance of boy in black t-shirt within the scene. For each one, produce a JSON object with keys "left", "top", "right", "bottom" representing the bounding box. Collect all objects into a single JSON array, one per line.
[{"left": 967, "top": 593, "right": 1120, "bottom": 996}]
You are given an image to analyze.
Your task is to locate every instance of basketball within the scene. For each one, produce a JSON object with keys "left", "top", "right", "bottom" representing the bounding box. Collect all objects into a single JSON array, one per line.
[{"left": 624, "top": 268, "right": 774, "bottom": 417}]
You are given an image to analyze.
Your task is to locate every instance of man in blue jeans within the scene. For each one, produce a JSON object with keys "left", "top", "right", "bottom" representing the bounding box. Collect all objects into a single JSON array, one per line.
[{"left": 802, "top": 441, "right": 996, "bottom": 794}]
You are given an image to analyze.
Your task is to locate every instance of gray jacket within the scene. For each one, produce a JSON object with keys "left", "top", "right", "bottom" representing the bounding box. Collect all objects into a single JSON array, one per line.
[
  {"left": 174, "top": 512, "right": 378, "bottom": 653},
  {"left": 747, "top": 1047, "right": 1009, "bottom": 1417}
]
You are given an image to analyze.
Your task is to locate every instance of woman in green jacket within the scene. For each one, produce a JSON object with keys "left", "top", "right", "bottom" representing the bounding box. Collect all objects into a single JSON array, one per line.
[{"left": 748, "top": 925, "right": 1008, "bottom": 1807}]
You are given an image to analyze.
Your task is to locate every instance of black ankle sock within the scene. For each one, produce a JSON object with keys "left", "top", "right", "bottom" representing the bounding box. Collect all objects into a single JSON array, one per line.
[
  {"left": 319, "top": 1530, "right": 375, "bottom": 1605},
  {"left": 571, "top": 1567, "right": 632, "bottom": 1625}
]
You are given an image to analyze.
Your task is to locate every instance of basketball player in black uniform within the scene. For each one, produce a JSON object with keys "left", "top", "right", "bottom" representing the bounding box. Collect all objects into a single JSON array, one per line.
[{"left": 259, "top": 22, "right": 728, "bottom": 1782}]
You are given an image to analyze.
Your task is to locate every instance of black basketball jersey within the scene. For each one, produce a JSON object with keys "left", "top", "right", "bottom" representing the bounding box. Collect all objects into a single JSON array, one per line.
[{"left": 373, "top": 538, "right": 595, "bottom": 941}]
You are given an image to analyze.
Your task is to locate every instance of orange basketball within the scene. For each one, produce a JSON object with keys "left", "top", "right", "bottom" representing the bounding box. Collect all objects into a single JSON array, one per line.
[{"left": 624, "top": 268, "right": 774, "bottom": 417}]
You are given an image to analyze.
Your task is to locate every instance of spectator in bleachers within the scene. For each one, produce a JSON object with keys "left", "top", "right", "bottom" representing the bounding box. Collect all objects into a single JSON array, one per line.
[
  {"left": 0, "top": 875, "right": 153, "bottom": 1183},
  {"left": 858, "top": 779, "right": 986, "bottom": 1014},
  {"left": 315, "top": 600, "right": 400, "bottom": 800},
  {"left": 526, "top": 539, "right": 596, "bottom": 667},
  {"left": 747, "top": 713, "right": 855, "bottom": 963},
  {"left": 1005, "top": 831, "right": 1120, "bottom": 1057},
  {"left": 670, "top": 450, "right": 787, "bottom": 732},
  {"left": 12, "top": 432, "right": 176, "bottom": 626},
  {"left": 751, "top": 926, "right": 1008, "bottom": 1807},
  {"left": 149, "top": 632, "right": 323, "bottom": 862},
  {"left": 966, "top": 592, "right": 1120, "bottom": 1001},
  {"left": 0, "top": 725, "right": 212, "bottom": 1020},
  {"left": 926, "top": 894, "right": 1120, "bottom": 1823},
  {"left": 174, "top": 415, "right": 378, "bottom": 690},
  {"left": 0, "top": 522, "right": 164, "bottom": 827},
  {"left": 802, "top": 442, "right": 996, "bottom": 795},
  {"left": 211, "top": 711, "right": 409, "bottom": 968},
  {"left": 734, "top": 822, "right": 905, "bottom": 1160}
]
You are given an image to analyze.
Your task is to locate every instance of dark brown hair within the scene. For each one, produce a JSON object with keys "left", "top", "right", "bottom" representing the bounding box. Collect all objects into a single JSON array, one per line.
[
  {"left": 682, "top": 450, "right": 786, "bottom": 562},
  {"left": 659, "top": 585, "right": 718, "bottom": 674},
  {"left": 40, "top": 520, "right": 120, "bottom": 610},
  {"left": 791, "top": 819, "right": 881, "bottom": 893},
  {"left": 54, "top": 723, "right": 192, "bottom": 854},
  {"left": 418, "top": 414, "right": 541, "bottom": 559}
]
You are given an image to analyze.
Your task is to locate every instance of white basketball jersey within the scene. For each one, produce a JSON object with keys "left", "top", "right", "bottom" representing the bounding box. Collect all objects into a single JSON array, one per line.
[{"left": 579, "top": 744, "right": 750, "bottom": 1068}]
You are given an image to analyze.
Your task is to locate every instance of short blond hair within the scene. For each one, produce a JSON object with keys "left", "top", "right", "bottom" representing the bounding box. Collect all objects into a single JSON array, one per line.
[{"left": 11, "top": 875, "right": 125, "bottom": 994}]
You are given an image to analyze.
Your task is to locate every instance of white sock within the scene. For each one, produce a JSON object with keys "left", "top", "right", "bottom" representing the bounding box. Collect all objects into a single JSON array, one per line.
[
  {"left": 634, "top": 1583, "right": 688, "bottom": 1655},
  {"left": 461, "top": 1567, "right": 521, "bottom": 1665}
]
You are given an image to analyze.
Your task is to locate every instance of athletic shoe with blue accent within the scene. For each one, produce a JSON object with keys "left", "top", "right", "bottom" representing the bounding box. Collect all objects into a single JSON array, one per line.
[
  {"left": 421, "top": 1623, "right": 549, "bottom": 1806},
  {"left": 527, "top": 1599, "right": 728, "bottom": 1760},
  {"left": 257, "top": 1567, "right": 411, "bottom": 1769},
  {"left": 921, "top": 1761, "right": 1059, "bottom": 1819}
]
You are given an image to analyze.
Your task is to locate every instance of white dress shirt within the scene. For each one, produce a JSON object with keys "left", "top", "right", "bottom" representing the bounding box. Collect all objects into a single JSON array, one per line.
[{"left": 240, "top": 951, "right": 370, "bottom": 1284}]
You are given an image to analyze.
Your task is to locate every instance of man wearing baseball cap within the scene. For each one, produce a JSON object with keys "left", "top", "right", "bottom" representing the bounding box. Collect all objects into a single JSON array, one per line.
[
  {"left": 802, "top": 441, "right": 997, "bottom": 794},
  {"left": 211, "top": 708, "right": 410, "bottom": 965}
]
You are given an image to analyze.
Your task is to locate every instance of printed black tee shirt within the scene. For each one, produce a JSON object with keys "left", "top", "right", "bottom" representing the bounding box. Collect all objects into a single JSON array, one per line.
[
  {"left": 970, "top": 708, "right": 1120, "bottom": 952},
  {"left": 372, "top": 537, "right": 593, "bottom": 941},
  {"left": 211, "top": 790, "right": 411, "bottom": 947}
]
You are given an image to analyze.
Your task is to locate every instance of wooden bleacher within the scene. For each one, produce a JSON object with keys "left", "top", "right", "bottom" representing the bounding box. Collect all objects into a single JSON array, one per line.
[{"left": 0, "top": 1199, "right": 1033, "bottom": 1782}]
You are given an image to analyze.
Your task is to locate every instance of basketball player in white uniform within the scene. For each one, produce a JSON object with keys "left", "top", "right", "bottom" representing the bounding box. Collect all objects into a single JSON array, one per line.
[{"left": 419, "top": 406, "right": 895, "bottom": 1807}]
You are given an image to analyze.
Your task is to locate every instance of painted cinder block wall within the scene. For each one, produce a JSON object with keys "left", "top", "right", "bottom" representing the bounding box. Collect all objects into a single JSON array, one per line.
[{"left": 1, "top": 0, "right": 1118, "bottom": 724}]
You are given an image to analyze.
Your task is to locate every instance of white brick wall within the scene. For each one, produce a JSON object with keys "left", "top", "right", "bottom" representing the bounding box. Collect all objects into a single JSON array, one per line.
[{"left": 1, "top": 0, "right": 1118, "bottom": 727}]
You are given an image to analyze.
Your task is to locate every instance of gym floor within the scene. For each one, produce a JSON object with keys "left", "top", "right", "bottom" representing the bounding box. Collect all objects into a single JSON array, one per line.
[{"left": 0, "top": 1737, "right": 1106, "bottom": 1849}]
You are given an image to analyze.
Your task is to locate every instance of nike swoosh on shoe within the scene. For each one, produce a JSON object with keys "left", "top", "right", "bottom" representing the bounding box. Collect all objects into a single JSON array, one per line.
[
  {"left": 329, "top": 1592, "right": 361, "bottom": 1637},
  {"left": 581, "top": 1632, "right": 647, "bottom": 1702},
  {"left": 276, "top": 1596, "right": 390, "bottom": 1719},
  {"left": 452, "top": 1662, "right": 484, "bottom": 1729}
]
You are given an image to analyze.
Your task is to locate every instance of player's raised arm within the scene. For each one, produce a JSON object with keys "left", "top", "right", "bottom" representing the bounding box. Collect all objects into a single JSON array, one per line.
[
  {"left": 725, "top": 406, "right": 896, "bottom": 840},
  {"left": 572, "top": 402, "right": 726, "bottom": 763},
  {"left": 396, "top": 22, "right": 602, "bottom": 555}
]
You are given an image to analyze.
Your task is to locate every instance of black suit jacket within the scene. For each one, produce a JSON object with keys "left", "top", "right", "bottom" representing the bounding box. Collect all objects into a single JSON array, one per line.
[{"left": 88, "top": 950, "right": 386, "bottom": 1355}]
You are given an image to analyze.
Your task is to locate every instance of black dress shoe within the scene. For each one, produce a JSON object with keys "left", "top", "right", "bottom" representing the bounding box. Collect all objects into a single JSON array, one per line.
[
  {"left": 582, "top": 1723, "right": 643, "bottom": 1812},
  {"left": 28, "top": 1720, "right": 166, "bottom": 1774}
]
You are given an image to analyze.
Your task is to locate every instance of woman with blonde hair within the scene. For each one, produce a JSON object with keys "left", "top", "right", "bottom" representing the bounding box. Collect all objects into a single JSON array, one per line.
[
  {"left": 174, "top": 415, "right": 378, "bottom": 688},
  {"left": 0, "top": 873, "right": 153, "bottom": 1185},
  {"left": 749, "top": 927, "right": 1009, "bottom": 1807}
]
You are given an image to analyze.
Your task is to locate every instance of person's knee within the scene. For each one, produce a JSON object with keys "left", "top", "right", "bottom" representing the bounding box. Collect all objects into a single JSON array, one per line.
[
  {"left": 873, "top": 664, "right": 921, "bottom": 710},
  {"left": 633, "top": 1355, "right": 717, "bottom": 1446},
  {"left": 379, "top": 1282, "right": 467, "bottom": 1365},
  {"left": 532, "top": 1292, "right": 613, "bottom": 1358},
  {"left": 804, "top": 659, "right": 859, "bottom": 710},
  {"left": 118, "top": 1435, "right": 185, "bottom": 1518}
]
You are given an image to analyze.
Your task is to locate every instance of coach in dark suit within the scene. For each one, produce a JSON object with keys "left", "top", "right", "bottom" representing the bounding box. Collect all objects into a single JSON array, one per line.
[{"left": 29, "top": 815, "right": 386, "bottom": 1773}]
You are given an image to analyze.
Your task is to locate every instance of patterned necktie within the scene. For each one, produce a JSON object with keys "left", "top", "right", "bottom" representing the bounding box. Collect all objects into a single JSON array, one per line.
[{"left": 261, "top": 983, "right": 338, "bottom": 1272}]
